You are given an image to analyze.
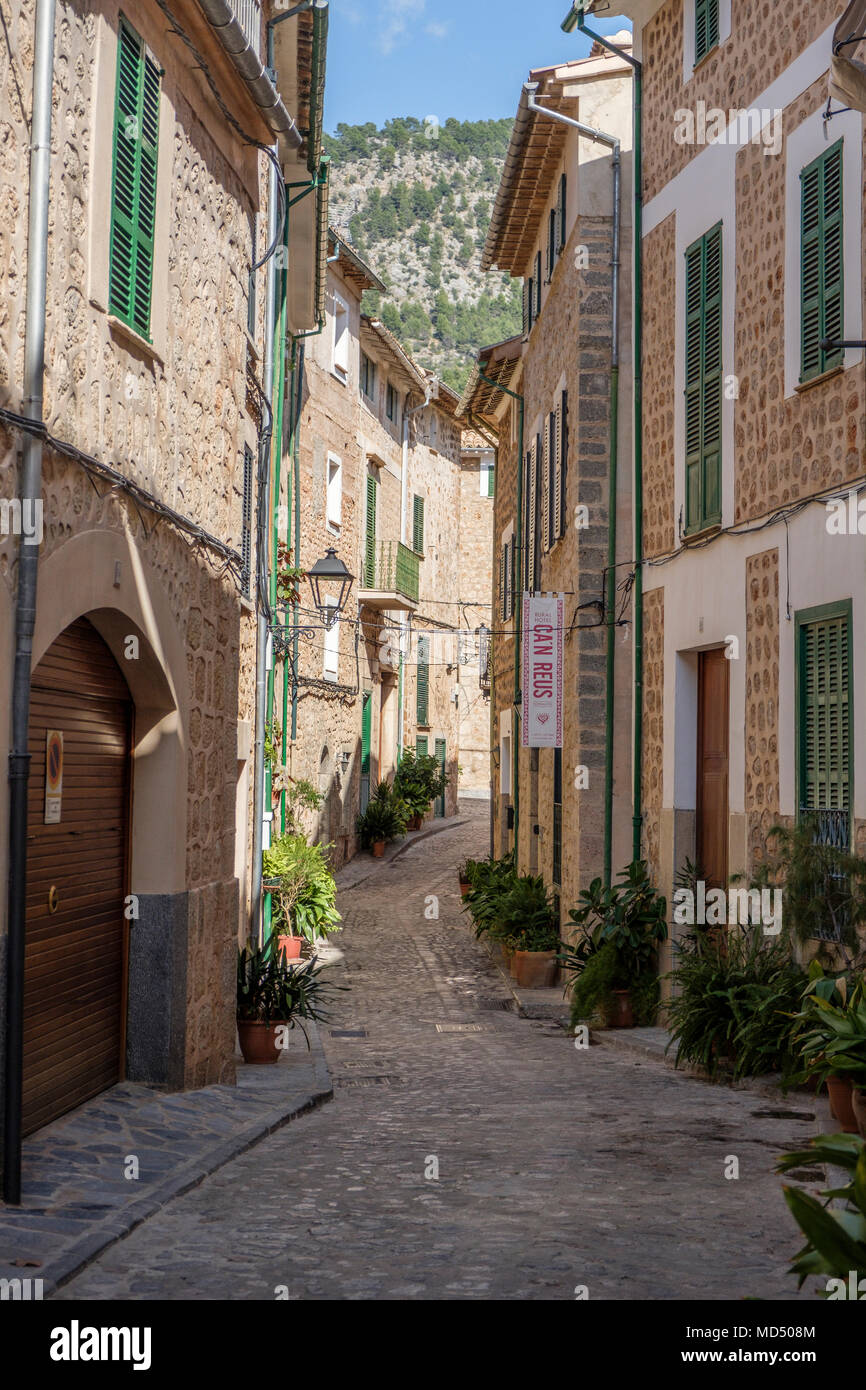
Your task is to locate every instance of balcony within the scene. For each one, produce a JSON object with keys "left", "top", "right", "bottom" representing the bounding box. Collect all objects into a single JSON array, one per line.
[{"left": 358, "top": 541, "right": 419, "bottom": 612}]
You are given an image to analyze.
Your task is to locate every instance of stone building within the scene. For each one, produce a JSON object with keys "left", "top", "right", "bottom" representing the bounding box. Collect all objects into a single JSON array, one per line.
[
  {"left": 0, "top": 0, "right": 323, "bottom": 1153},
  {"left": 454, "top": 428, "right": 496, "bottom": 798},
  {"left": 460, "top": 41, "right": 635, "bottom": 919},
  {"left": 590, "top": 2, "right": 866, "bottom": 966}
]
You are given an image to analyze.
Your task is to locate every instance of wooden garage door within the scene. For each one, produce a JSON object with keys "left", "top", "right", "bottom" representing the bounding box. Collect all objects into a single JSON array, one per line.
[{"left": 22, "top": 618, "right": 132, "bottom": 1136}]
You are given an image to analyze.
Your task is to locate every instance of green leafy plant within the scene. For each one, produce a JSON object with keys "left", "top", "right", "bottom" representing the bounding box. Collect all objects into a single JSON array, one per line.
[
  {"left": 275, "top": 542, "right": 305, "bottom": 607},
  {"left": 793, "top": 978, "right": 866, "bottom": 1092},
  {"left": 777, "top": 1133, "right": 866, "bottom": 1290},
  {"left": 262, "top": 833, "right": 341, "bottom": 942},
  {"left": 665, "top": 925, "right": 805, "bottom": 1080},
  {"left": 283, "top": 777, "right": 324, "bottom": 833},
  {"left": 763, "top": 819, "right": 866, "bottom": 958},
  {"left": 393, "top": 745, "right": 448, "bottom": 818},
  {"left": 237, "top": 941, "right": 340, "bottom": 1041},
  {"left": 355, "top": 780, "right": 409, "bottom": 851},
  {"left": 461, "top": 853, "right": 518, "bottom": 938},
  {"left": 562, "top": 861, "right": 667, "bottom": 1027},
  {"left": 495, "top": 874, "right": 559, "bottom": 953},
  {"left": 264, "top": 718, "right": 282, "bottom": 777}
]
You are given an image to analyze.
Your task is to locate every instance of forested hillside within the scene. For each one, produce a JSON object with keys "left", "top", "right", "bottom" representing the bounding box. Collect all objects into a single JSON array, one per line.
[{"left": 324, "top": 117, "right": 521, "bottom": 393}]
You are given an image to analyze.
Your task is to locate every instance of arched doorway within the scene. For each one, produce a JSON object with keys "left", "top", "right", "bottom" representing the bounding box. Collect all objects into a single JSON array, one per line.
[{"left": 22, "top": 617, "right": 132, "bottom": 1135}]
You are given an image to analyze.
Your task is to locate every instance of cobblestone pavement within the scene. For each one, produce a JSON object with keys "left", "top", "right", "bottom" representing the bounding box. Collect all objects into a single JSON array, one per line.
[{"left": 60, "top": 802, "right": 817, "bottom": 1301}]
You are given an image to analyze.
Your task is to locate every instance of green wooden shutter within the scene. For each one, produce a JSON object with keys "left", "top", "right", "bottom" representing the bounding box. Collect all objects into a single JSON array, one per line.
[
  {"left": 416, "top": 636, "right": 429, "bottom": 726},
  {"left": 413, "top": 494, "right": 425, "bottom": 554},
  {"left": 416, "top": 736, "right": 428, "bottom": 757},
  {"left": 434, "top": 738, "right": 446, "bottom": 817},
  {"left": 523, "top": 279, "right": 531, "bottom": 335},
  {"left": 546, "top": 208, "right": 556, "bottom": 282},
  {"left": 487, "top": 463, "right": 495, "bottom": 498},
  {"left": 361, "top": 691, "right": 372, "bottom": 774},
  {"left": 695, "top": 0, "right": 719, "bottom": 64},
  {"left": 499, "top": 543, "right": 506, "bottom": 621},
  {"left": 364, "top": 475, "right": 377, "bottom": 587},
  {"left": 557, "top": 173, "right": 567, "bottom": 254},
  {"left": 684, "top": 223, "right": 722, "bottom": 533},
  {"left": 799, "top": 609, "right": 851, "bottom": 816},
  {"left": 800, "top": 140, "right": 844, "bottom": 383},
  {"left": 534, "top": 251, "right": 542, "bottom": 317},
  {"left": 109, "top": 19, "right": 160, "bottom": 338}
]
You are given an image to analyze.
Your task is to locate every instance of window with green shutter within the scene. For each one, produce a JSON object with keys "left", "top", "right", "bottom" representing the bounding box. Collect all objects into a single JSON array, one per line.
[
  {"left": 796, "top": 602, "right": 852, "bottom": 828},
  {"left": 412, "top": 494, "right": 425, "bottom": 554},
  {"left": 434, "top": 738, "right": 446, "bottom": 817},
  {"left": 694, "top": 0, "right": 719, "bottom": 65},
  {"left": 364, "top": 474, "right": 377, "bottom": 587},
  {"left": 800, "top": 140, "right": 844, "bottom": 383},
  {"left": 557, "top": 173, "right": 567, "bottom": 254},
  {"left": 487, "top": 463, "right": 495, "bottom": 498},
  {"left": 684, "top": 223, "right": 722, "bottom": 534},
  {"left": 416, "top": 636, "right": 430, "bottom": 726},
  {"left": 109, "top": 18, "right": 161, "bottom": 339},
  {"left": 416, "top": 736, "right": 428, "bottom": 757}
]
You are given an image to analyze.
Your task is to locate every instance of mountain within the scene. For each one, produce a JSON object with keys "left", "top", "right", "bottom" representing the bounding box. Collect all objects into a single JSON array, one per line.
[{"left": 323, "top": 117, "right": 522, "bottom": 393}]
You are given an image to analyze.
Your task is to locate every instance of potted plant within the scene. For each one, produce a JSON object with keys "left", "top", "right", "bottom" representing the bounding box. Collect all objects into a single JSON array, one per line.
[
  {"left": 393, "top": 745, "right": 449, "bottom": 829},
  {"left": 458, "top": 857, "right": 479, "bottom": 897},
  {"left": 236, "top": 941, "right": 336, "bottom": 1063},
  {"left": 462, "top": 853, "right": 517, "bottom": 956},
  {"left": 356, "top": 780, "right": 409, "bottom": 855},
  {"left": 493, "top": 874, "right": 560, "bottom": 988},
  {"left": 562, "top": 861, "right": 667, "bottom": 1029},
  {"left": 776, "top": 1132, "right": 866, "bottom": 1290},
  {"left": 262, "top": 832, "right": 341, "bottom": 959},
  {"left": 794, "top": 979, "right": 866, "bottom": 1135}
]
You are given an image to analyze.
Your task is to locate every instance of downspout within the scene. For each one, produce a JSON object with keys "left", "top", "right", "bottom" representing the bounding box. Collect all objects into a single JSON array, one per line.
[
  {"left": 564, "top": 2, "right": 644, "bottom": 863},
  {"left": 4, "top": 0, "right": 56, "bottom": 1205},
  {"left": 524, "top": 84, "right": 621, "bottom": 889},
  {"left": 478, "top": 369, "right": 523, "bottom": 851}
]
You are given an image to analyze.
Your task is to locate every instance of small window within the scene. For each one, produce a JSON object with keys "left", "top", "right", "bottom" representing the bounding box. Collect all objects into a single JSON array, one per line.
[
  {"left": 326, "top": 454, "right": 342, "bottom": 533},
  {"left": 109, "top": 18, "right": 161, "bottom": 339},
  {"left": 247, "top": 219, "right": 256, "bottom": 339},
  {"left": 332, "top": 294, "right": 349, "bottom": 379},
  {"left": 684, "top": 223, "right": 723, "bottom": 533},
  {"left": 323, "top": 600, "right": 340, "bottom": 681},
  {"left": 386, "top": 381, "right": 398, "bottom": 422},
  {"left": 557, "top": 173, "right": 567, "bottom": 255},
  {"left": 416, "top": 635, "right": 430, "bottom": 726},
  {"left": 800, "top": 141, "right": 844, "bottom": 383},
  {"left": 480, "top": 459, "right": 495, "bottom": 497},
  {"left": 360, "top": 351, "right": 377, "bottom": 401},
  {"left": 547, "top": 208, "right": 557, "bottom": 282},
  {"left": 534, "top": 251, "right": 542, "bottom": 318},
  {"left": 694, "top": 0, "right": 720, "bottom": 66}
]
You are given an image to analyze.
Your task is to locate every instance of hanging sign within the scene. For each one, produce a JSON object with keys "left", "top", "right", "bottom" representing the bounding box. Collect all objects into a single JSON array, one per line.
[
  {"left": 521, "top": 594, "right": 564, "bottom": 748},
  {"left": 44, "top": 729, "right": 63, "bottom": 823}
]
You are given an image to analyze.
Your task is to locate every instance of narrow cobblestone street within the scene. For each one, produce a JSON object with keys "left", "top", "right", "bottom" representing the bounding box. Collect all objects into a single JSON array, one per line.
[{"left": 59, "top": 803, "right": 813, "bottom": 1302}]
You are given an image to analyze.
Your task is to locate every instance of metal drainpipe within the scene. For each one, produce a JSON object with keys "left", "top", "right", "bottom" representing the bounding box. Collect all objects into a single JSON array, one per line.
[
  {"left": 3, "top": 0, "right": 56, "bottom": 1205},
  {"left": 524, "top": 85, "right": 621, "bottom": 888},
  {"left": 566, "top": 2, "right": 645, "bottom": 864},
  {"left": 478, "top": 370, "right": 523, "bottom": 853}
]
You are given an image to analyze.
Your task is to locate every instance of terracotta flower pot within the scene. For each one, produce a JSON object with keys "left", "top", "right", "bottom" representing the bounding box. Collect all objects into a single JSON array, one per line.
[
  {"left": 608, "top": 988, "right": 635, "bottom": 1029},
  {"left": 409, "top": 814, "right": 423, "bottom": 831},
  {"left": 512, "top": 949, "right": 557, "bottom": 989},
  {"left": 827, "top": 1075, "right": 859, "bottom": 1133},
  {"left": 277, "top": 934, "right": 302, "bottom": 961},
  {"left": 459, "top": 879, "right": 471, "bottom": 897},
  {"left": 237, "top": 1020, "right": 283, "bottom": 1064},
  {"left": 372, "top": 840, "right": 386, "bottom": 857},
  {"left": 849, "top": 1086, "right": 866, "bottom": 1139}
]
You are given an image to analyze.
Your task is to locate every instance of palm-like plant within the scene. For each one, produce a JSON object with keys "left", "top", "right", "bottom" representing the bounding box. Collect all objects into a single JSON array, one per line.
[{"left": 777, "top": 1133, "right": 866, "bottom": 1289}]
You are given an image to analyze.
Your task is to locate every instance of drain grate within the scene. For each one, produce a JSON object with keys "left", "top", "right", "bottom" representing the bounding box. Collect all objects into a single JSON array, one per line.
[
  {"left": 477, "top": 998, "right": 515, "bottom": 1011},
  {"left": 334, "top": 1074, "right": 403, "bottom": 1087},
  {"left": 330, "top": 1029, "right": 368, "bottom": 1038},
  {"left": 435, "top": 1023, "right": 487, "bottom": 1033}
]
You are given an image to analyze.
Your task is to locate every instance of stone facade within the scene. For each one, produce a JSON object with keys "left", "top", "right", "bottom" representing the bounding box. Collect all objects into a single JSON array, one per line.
[{"left": 0, "top": 0, "right": 314, "bottom": 1122}]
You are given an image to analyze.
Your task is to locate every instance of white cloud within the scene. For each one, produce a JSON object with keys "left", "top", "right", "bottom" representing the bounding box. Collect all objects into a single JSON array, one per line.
[
  {"left": 377, "top": 0, "right": 427, "bottom": 56},
  {"left": 425, "top": 21, "right": 449, "bottom": 39}
]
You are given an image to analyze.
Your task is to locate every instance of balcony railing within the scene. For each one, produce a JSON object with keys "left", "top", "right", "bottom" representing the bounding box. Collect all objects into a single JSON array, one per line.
[
  {"left": 227, "top": 0, "right": 262, "bottom": 60},
  {"left": 361, "top": 541, "right": 419, "bottom": 606}
]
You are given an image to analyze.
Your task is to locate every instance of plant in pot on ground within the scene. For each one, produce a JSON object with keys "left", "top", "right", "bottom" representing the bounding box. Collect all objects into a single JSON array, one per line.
[
  {"left": 793, "top": 971, "right": 866, "bottom": 1135},
  {"left": 393, "top": 745, "right": 449, "bottom": 830},
  {"left": 236, "top": 941, "right": 338, "bottom": 1063},
  {"left": 776, "top": 1132, "right": 866, "bottom": 1291},
  {"left": 355, "top": 780, "right": 409, "bottom": 855},
  {"left": 262, "top": 832, "right": 341, "bottom": 960},
  {"left": 462, "top": 853, "right": 518, "bottom": 949},
  {"left": 494, "top": 874, "right": 560, "bottom": 988},
  {"left": 666, "top": 924, "right": 806, "bottom": 1081},
  {"left": 561, "top": 860, "right": 668, "bottom": 1028}
]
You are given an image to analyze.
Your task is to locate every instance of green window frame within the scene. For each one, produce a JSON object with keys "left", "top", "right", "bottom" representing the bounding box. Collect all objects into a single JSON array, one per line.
[
  {"left": 795, "top": 600, "right": 853, "bottom": 833},
  {"left": 109, "top": 18, "right": 161, "bottom": 339},
  {"left": 412, "top": 494, "right": 425, "bottom": 555},
  {"left": 684, "top": 222, "right": 723, "bottom": 534},
  {"left": 364, "top": 474, "right": 377, "bottom": 587},
  {"left": 416, "top": 636, "right": 430, "bottom": 726},
  {"left": 557, "top": 173, "right": 567, "bottom": 254},
  {"left": 416, "top": 736, "right": 428, "bottom": 757},
  {"left": 800, "top": 140, "right": 844, "bottom": 383},
  {"left": 694, "top": 0, "right": 720, "bottom": 65},
  {"left": 487, "top": 463, "right": 495, "bottom": 498},
  {"left": 434, "top": 738, "right": 446, "bottom": 817}
]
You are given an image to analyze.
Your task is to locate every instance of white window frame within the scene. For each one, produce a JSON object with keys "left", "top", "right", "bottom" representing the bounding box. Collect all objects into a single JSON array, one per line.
[
  {"left": 683, "top": 0, "right": 731, "bottom": 79},
  {"left": 323, "top": 598, "right": 340, "bottom": 682},
  {"left": 332, "top": 292, "right": 349, "bottom": 382},
  {"left": 326, "top": 453, "right": 342, "bottom": 534},
  {"left": 479, "top": 450, "right": 495, "bottom": 497},
  {"left": 499, "top": 707, "right": 512, "bottom": 796}
]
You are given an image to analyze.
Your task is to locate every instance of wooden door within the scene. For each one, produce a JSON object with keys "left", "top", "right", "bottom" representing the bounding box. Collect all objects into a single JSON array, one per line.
[
  {"left": 696, "top": 648, "right": 729, "bottom": 889},
  {"left": 23, "top": 618, "right": 132, "bottom": 1135}
]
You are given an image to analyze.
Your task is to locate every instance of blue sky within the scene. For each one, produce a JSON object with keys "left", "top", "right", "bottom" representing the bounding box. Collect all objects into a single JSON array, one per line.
[{"left": 324, "top": 2, "right": 632, "bottom": 132}]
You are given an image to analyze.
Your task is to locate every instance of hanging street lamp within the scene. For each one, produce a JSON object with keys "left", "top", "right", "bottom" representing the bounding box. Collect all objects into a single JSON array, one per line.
[{"left": 306, "top": 547, "right": 354, "bottom": 629}]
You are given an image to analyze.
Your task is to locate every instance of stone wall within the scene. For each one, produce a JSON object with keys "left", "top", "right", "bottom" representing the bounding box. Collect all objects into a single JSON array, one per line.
[
  {"left": 641, "top": 587, "right": 665, "bottom": 885},
  {"left": 745, "top": 548, "right": 780, "bottom": 874},
  {"left": 641, "top": 214, "right": 677, "bottom": 560}
]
